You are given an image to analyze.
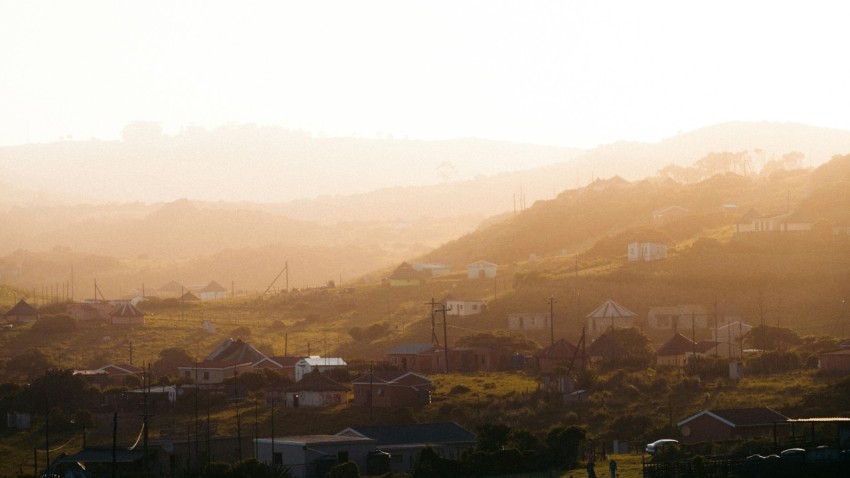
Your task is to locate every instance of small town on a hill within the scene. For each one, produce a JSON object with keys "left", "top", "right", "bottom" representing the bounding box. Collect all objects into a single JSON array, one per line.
[{"left": 3, "top": 152, "right": 850, "bottom": 478}]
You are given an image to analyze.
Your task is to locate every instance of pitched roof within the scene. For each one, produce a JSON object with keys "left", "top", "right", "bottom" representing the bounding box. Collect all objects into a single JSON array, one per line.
[
  {"left": 337, "top": 422, "right": 475, "bottom": 446},
  {"left": 677, "top": 407, "right": 789, "bottom": 428},
  {"left": 206, "top": 338, "right": 269, "bottom": 365},
  {"left": 300, "top": 356, "right": 347, "bottom": 367},
  {"left": 387, "top": 343, "right": 437, "bottom": 355},
  {"left": 586, "top": 299, "right": 638, "bottom": 319},
  {"left": 110, "top": 303, "right": 144, "bottom": 317},
  {"left": 656, "top": 333, "right": 695, "bottom": 356},
  {"left": 157, "top": 280, "right": 183, "bottom": 292},
  {"left": 97, "top": 363, "right": 144, "bottom": 375},
  {"left": 467, "top": 260, "right": 497, "bottom": 268},
  {"left": 351, "top": 371, "right": 432, "bottom": 386},
  {"left": 5, "top": 299, "right": 38, "bottom": 317},
  {"left": 200, "top": 281, "right": 227, "bottom": 293},
  {"left": 389, "top": 262, "right": 419, "bottom": 280},
  {"left": 282, "top": 371, "right": 349, "bottom": 392},
  {"left": 179, "top": 291, "right": 201, "bottom": 301},
  {"left": 535, "top": 338, "right": 579, "bottom": 359}
]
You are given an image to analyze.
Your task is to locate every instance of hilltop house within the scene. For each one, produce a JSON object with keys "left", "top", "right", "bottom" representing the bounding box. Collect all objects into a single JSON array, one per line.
[
  {"left": 628, "top": 242, "right": 668, "bottom": 261},
  {"left": 110, "top": 303, "right": 145, "bottom": 325},
  {"left": 178, "top": 338, "right": 269, "bottom": 387},
  {"left": 294, "top": 356, "right": 347, "bottom": 382},
  {"left": 736, "top": 210, "right": 815, "bottom": 233},
  {"left": 586, "top": 299, "right": 639, "bottom": 337},
  {"left": 676, "top": 407, "right": 791, "bottom": 444},
  {"left": 3, "top": 299, "right": 38, "bottom": 323},
  {"left": 199, "top": 281, "right": 227, "bottom": 300},
  {"left": 445, "top": 298, "right": 487, "bottom": 316},
  {"left": 387, "top": 262, "right": 421, "bottom": 287},
  {"left": 647, "top": 305, "right": 710, "bottom": 331},
  {"left": 652, "top": 205, "right": 689, "bottom": 225},
  {"left": 508, "top": 312, "right": 550, "bottom": 331},
  {"left": 351, "top": 371, "right": 433, "bottom": 408},
  {"left": 466, "top": 260, "right": 497, "bottom": 279},
  {"left": 412, "top": 262, "right": 450, "bottom": 277}
]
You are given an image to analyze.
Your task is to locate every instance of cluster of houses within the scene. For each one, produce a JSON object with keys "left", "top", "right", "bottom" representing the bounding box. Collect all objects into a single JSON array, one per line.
[{"left": 387, "top": 260, "right": 497, "bottom": 286}]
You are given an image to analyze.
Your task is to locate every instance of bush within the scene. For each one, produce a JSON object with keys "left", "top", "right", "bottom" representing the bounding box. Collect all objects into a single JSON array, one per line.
[{"left": 31, "top": 314, "right": 77, "bottom": 334}]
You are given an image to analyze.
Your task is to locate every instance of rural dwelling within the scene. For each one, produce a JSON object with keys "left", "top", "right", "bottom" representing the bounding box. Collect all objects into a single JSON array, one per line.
[
  {"left": 652, "top": 205, "right": 689, "bottom": 225},
  {"left": 179, "top": 291, "right": 200, "bottom": 302},
  {"left": 535, "top": 338, "right": 582, "bottom": 374},
  {"left": 336, "top": 422, "right": 476, "bottom": 473},
  {"left": 412, "top": 262, "right": 451, "bottom": 277},
  {"left": 445, "top": 298, "right": 487, "bottom": 316},
  {"left": 712, "top": 321, "right": 752, "bottom": 359},
  {"left": 255, "top": 435, "right": 376, "bottom": 478},
  {"left": 656, "top": 333, "right": 698, "bottom": 367},
  {"left": 387, "top": 262, "right": 421, "bottom": 287},
  {"left": 74, "top": 363, "right": 145, "bottom": 388},
  {"left": 508, "top": 312, "right": 551, "bottom": 331},
  {"left": 253, "top": 355, "right": 303, "bottom": 382},
  {"left": 466, "top": 260, "right": 497, "bottom": 279},
  {"left": 647, "top": 305, "right": 710, "bottom": 331},
  {"left": 294, "top": 356, "right": 347, "bottom": 382},
  {"left": 3, "top": 299, "right": 38, "bottom": 323},
  {"left": 52, "top": 447, "right": 156, "bottom": 476},
  {"left": 736, "top": 210, "right": 815, "bottom": 233},
  {"left": 199, "top": 280, "right": 228, "bottom": 300},
  {"left": 627, "top": 242, "right": 668, "bottom": 261},
  {"left": 66, "top": 302, "right": 115, "bottom": 321},
  {"left": 819, "top": 348, "right": 850, "bottom": 374},
  {"left": 351, "top": 371, "right": 433, "bottom": 408},
  {"left": 676, "top": 407, "right": 791, "bottom": 444},
  {"left": 109, "top": 303, "right": 145, "bottom": 325},
  {"left": 586, "top": 299, "right": 639, "bottom": 337},
  {"left": 156, "top": 280, "right": 184, "bottom": 298},
  {"left": 385, "top": 343, "right": 441, "bottom": 373},
  {"left": 177, "top": 338, "right": 268, "bottom": 387},
  {"left": 276, "top": 371, "right": 349, "bottom": 407}
]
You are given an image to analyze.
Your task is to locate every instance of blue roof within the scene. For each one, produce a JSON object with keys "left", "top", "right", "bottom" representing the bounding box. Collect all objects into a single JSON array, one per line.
[
  {"left": 340, "top": 422, "right": 475, "bottom": 446},
  {"left": 387, "top": 343, "right": 435, "bottom": 355}
]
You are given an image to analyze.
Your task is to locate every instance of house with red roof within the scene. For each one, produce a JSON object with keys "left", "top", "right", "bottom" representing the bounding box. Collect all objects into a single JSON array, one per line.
[
  {"left": 4, "top": 299, "right": 38, "bottom": 324},
  {"left": 351, "top": 371, "right": 432, "bottom": 408},
  {"left": 676, "top": 407, "right": 791, "bottom": 444}
]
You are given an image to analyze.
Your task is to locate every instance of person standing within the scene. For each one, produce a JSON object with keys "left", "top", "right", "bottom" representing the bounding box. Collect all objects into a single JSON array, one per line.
[
  {"left": 609, "top": 458, "right": 618, "bottom": 478},
  {"left": 586, "top": 460, "right": 597, "bottom": 478}
]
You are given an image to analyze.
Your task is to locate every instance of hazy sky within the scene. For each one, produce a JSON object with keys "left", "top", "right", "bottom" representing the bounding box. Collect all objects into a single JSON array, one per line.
[{"left": 2, "top": 1, "right": 850, "bottom": 149}]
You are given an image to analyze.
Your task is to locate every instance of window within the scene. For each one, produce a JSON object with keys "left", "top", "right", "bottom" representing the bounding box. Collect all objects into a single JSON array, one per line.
[
  {"left": 184, "top": 371, "right": 191, "bottom": 378},
  {"left": 472, "top": 304, "right": 479, "bottom": 311},
  {"left": 273, "top": 452, "right": 282, "bottom": 465},
  {"left": 203, "top": 371, "right": 210, "bottom": 380}
]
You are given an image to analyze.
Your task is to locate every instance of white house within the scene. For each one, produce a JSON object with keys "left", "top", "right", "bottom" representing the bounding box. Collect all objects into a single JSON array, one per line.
[
  {"left": 466, "top": 260, "right": 497, "bottom": 279},
  {"left": 412, "top": 263, "right": 451, "bottom": 277},
  {"left": 294, "top": 356, "right": 347, "bottom": 382},
  {"left": 255, "top": 435, "right": 376, "bottom": 478},
  {"left": 737, "top": 211, "right": 815, "bottom": 233},
  {"left": 628, "top": 242, "right": 668, "bottom": 261},
  {"left": 446, "top": 299, "right": 487, "bottom": 317},
  {"left": 647, "top": 305, "right": 709, "bottom": 330},
  {"left": 508, "top": 312, "right": 550, "bottom": 331},
  {"left": 199, "top": 281, "right": 228, "bottom": 300},
  {"left": 712, "top": 321, "right": 752, "bottom": 359}
]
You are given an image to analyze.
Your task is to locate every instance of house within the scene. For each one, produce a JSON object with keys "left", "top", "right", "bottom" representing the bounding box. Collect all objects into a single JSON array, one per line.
[
  {"left": 351, "top": 371, "right": 432, "bottom": 408},
  {"left": 676, "top": 407, "right": 791, "bottom": 444},
  {"left": 199, "top": 281, "right": 228, "bottom": 300},
  {"left": 255, "top": 435, "right": 376, "bottom": 478},
  {"left": 385, "top": 343, "right": 440, "bottom": 373},
  {"left": 656, "top": 333, "right": 697, "bottom": 367},
  {"left": 110, "top": 303, "right": 145, "bottom": 325},
  {"left": 387, "top": 262, "right": 421, "bottom": 287},
  {"left": 152, "top": 437, "right": 252, "bottom": 476},
  {"left": 66, "top": 302, "right": 115, "bottom": 321},
  {"left": 466, "top": 260, "right": 497, "bottom": 279},
  {"left": 445, "top": 298, "right": 487, "bottom": 316},
  {"left": 253, "top": 355, "right": 303, "bottom": 382},
  {"left": 647, "top": 305, "right": 709, "bottom": 331},
  {"left": 627, "top": 242, "right": 668, "bottom": 261},
  {"left": 508, "top": 312, "right": 551, "bottom": 331},
  {"left": 179, "top": 291, "right": 201, "bottom": 302},
  {"left": 3, "top": 299, "right": 38, "bottom": 323},
  {"left": 336, "top": 422, "right": 476, "bottom": 473},
  {"left": 586, "top": 299, "right": 639, "bottom": 337},
  {"left": 51, "top": 447, "right": 156, "bottom": 476},
  {"left": 412, "top": 262, "right": 451, "bottom": 277},
  {"left": 294, "top": 356, "right": 347, "bottom": 382},
  {"left": 736, "top": 210, "right": 815, "bottom": 233},
  {"left": 74, "top": 363, "right": 144, "bottom": 388},
  {"left": 156, "top": 280, "right": 184, "bottom": 298},
  {"left": 652, "top": 205, "right": 689, "bottom": 225},
  {"left": 818, "top": 348, "right": 850, "bottom": 374},
  {"left": 712, "top": 321, "right": 752, "bottom": 359},
  {"left": 275, "top": 371, "right": 349, "bottom": 407},
  {"left": 177, "top": 338, "right": 269, "bottom": 387},
  {"left": 535, "top": 338, "right": 582, "bottom": 374}
]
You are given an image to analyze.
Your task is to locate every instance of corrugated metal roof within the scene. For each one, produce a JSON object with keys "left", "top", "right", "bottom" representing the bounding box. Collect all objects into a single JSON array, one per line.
[{"left": 586, "top": 299, "right": 637, "bottom": 318}]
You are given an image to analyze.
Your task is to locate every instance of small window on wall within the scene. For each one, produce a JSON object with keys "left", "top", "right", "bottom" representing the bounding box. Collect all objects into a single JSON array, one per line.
[{"left": 203, "top": 371, "right": 210, "bottom": 380}]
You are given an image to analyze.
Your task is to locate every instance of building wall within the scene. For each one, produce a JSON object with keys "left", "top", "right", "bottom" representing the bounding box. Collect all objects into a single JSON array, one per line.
[{"left": 508, "top": 313, "right": 550, "bottom": 330}]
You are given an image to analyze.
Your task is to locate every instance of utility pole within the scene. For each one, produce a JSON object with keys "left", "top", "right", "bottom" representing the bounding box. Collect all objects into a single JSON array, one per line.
[
  {"left": 548, "top": 296, "right": 556, "bottom": 346},
  {"left": 426, "top": 299, "right": 452, "bottom": 373}
]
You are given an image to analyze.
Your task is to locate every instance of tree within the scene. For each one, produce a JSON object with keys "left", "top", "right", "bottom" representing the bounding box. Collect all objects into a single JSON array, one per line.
[
  {"left": 5, "top": 349, "right": 57, "bottom": 382},
  {"left": 747, "top": 325, "right": 801, "bottom": 351},
  {"left": 586, "top": 327, "right": 654, "bottom": 370},
  {"left": 477, "top": 423, "right": 511, "bottom": 452},
  {"left": 545, "top": 426, "right": 585, "bottom": 469},
  {"left": 152, "top": 347, "right": 195, "bottom": 378},
  {"left": 326, "top": 461, "right": 359, "bottom": 478}
]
